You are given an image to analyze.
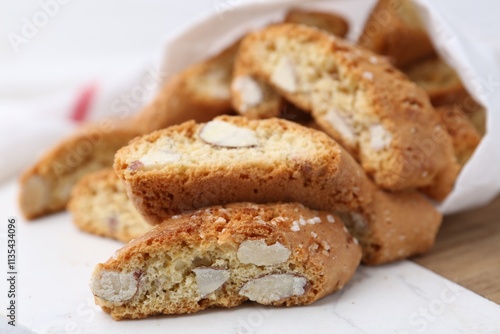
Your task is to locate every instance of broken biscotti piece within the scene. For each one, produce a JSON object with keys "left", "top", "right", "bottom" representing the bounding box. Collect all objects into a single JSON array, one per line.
[
  {"left": 90, "top": 203, "right": 362, "bottom": 319},
  {"left": 404, "top": 57, "right": 468, "bottom": 107},
  {"left": 114, "top": 116, "right": 442, "bottom": 264},
  {"left": 114, "top": 116, "right": 374, "bottom": 225},
  {"left": 435, "top": 105, "right": 481, "bottom": 166},
  {"left": 233, "top": 23, "right": 457, "bottom": 198},
  {"left": 232, "top": 10, "right": 349, "bottom": 120},
  {"left": 357, "top": 0, "right": 435, "bottom": 68},
  {"left": 284, "top": 8, "right": 349, "bottom": 38},
  {"left": 68, "top": 169, "right": 151, "bottom": 243},
  {"left": 344, "top": 189, "right": 441, "bottom": 265},
  {"left": 134, "top": 41, "right": 238, "bottom": 134},
  {"left": 19, "top": 122, "right": 142, "bottom": 220},
  {"left": 19, "top": 41, "right": 240, "bottom": 220}
]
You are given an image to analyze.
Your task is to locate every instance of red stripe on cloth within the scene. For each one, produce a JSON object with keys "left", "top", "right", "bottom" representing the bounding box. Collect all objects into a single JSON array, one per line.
[{"left": 70, "top": 84, "right": 97, "bottom": 122}]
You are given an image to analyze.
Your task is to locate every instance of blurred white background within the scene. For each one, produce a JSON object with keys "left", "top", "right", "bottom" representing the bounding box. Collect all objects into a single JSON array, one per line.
[{"left": 0, "top": 0, "right": 499, "bottom": 181}]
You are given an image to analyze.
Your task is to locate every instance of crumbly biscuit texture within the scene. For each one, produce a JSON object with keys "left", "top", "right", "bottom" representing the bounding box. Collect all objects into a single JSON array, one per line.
[
  {"left": 68, "top": 169, "right": 152, "bottom": 243},
  {"left": 90, "top": 203, "right": 362, "bottom": 319},
  {"left": 233, "top": 23, "right": 457, "bottom": 198},
  {"left": 19, "top": 122, "right": 141, "bottom": 220},
  {"left": 114, "top": 116, "right": 442, "bottom": 264},
  {"left": 114, "top": 116, "right": 373, "bottom": 225},
  {"left": 358, "top": 0, "right": 436, "bottom": 68}
]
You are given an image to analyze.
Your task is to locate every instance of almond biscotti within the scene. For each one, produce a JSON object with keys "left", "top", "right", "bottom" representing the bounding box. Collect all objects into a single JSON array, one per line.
[
  {"left": 404, "top": 57, "right": 468, "bottom": 107},
  {"left": 68, "top": 169, "right": 151, "bottom": 243},
  {"left": 232, "top": 23, "right": 457, "bottom": 198},
  {"left": 19, "top": 122, "right": 142, "bottom": 220},
  {"left": 114, "top": 116, "right": 442, "bottom": 264},
  {"left": 114, "top": 116, "right": 373, "bottom": 225},
  {"left": 90, "top": 203, "right": 362, "bottom": 319},
  {"left": 357, "top": 0, "right": 435, "bottom": 68}
]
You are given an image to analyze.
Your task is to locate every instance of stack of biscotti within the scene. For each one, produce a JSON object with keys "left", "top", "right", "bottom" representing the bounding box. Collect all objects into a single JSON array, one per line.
[
  {"left": 91, "top": 16, "right": 459, "bottom": 320},
  {"left": 18, "top": 4, "right": 487, "bottom": 321},
  {"left": 103, "top": 113, "right": 442, "bottom": 319},
  {"left": 90, "top": 203, "right": 362, "bottom": 319}
]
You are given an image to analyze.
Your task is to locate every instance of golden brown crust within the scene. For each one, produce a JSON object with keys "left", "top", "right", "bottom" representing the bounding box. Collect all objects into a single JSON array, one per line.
[
  {"left": 68, "top": 169, "right": 151, "bottom": 243},
  {"left": 357, "top": 0, "right": 436, "bottom": 68},
  {"left": 19, "top": 122, "right": 142, "bottom": 220},
  {"left": 435, "top": 105, "right": 481, "bottom": 166},
  {"left": 91, "top": 203, "right": 362, "bottom": 319},
  {"left": 114, "top": 116, "right": 373, "bottom": 225},
  {"left": 233, "top": 23, "right": 457, "bottom": 199},
  {"left": 404, "top": 57, "right": 468, "bottom": 107},
  {"left": 134, "top": 41, "right": 239, "bottom": 133},
  {"left": 284, "top": 8, "right": 349, "bottom": 38}
]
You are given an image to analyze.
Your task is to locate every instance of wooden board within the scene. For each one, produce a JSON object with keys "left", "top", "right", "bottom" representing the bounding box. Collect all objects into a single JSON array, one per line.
[{"left": 413, "top": 196, "right": 500, "bottom": 304}]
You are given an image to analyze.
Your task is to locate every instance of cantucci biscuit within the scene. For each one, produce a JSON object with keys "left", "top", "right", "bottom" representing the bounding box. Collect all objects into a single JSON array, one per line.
[
  {"left": 68, "top": 169, "right": 151, "bottom": 243},
  {"left": 19, "top": 122, "right": 141, "bottom": 220},
  {"left": 114, "top": 116, "right": 373, "bottom": 224},
  {"left": 232, "top": 23, "right": 458, "bottom": 198},
  {"left": 90, "top": 203, "right": 362, "bottom": 319}
]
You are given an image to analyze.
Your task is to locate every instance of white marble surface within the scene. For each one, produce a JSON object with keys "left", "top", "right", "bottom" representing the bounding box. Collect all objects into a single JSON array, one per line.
[{"left": 0, "top": 180, "right": 499, "bottom": 334}]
